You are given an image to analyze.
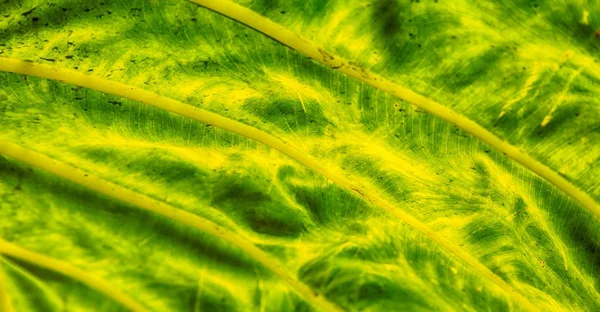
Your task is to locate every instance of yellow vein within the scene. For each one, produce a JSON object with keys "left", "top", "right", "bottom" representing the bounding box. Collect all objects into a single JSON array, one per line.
[
  {"left": 0, "top": 257, "right": 68, "bottom": 310},
  {"left": 0, "top": 238, "right": 148, "bottom": 312},
  {"left": 188, "top": 0, "right": 600, "bottom": 220},
  {"left": 0, "top": 141, "right": 342, "bottom": 312},
  {"left": 0, "top": 58, "right": 536, "bottom": 311},
  {"left": 0, "top": 261, "right": 14, "bottom": 312}
]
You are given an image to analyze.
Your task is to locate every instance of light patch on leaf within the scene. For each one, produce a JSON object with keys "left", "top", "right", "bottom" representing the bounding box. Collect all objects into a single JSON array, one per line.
[
  {"left": 582, "top": 11, "right": 589, "bottom": 25},
  {"left": 270, "top": 72, "right": 331, "bottom": 103}
]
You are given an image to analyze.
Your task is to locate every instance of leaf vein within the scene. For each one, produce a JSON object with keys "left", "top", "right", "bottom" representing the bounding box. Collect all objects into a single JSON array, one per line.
[
  {"left": 0, "top": 141, "right": 342, "bottom": 312},
  {"left": 188, "top": 0, "right": 600, "bottom": 220},
  {"left": 0, "top": 58, "right": 537, "bottom": 311}
]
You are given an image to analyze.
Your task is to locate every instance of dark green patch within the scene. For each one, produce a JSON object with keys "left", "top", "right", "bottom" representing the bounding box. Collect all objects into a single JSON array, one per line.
[
  {"left": 243, "top": 98, "right": 331, "bottom": 136},
  {"left": 193, "top": 280, "right": 238, "bottom": 312},
  {"left": 436, "top": 47, "right": 509, "bottom": 90},
  {"left": 372, "top": 0, "right": 404, "bottom": 38},
  {"left": 211, "top": 172, "right": 307, "bottom": 237},
  {"left": 530, "top": 105, "right": 580, "bottom": 141}
]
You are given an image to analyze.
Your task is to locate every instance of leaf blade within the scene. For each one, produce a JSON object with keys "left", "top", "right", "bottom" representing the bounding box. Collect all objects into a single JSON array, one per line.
[{"left": 189, "top": 0, "right": 600, "bottom": 219}]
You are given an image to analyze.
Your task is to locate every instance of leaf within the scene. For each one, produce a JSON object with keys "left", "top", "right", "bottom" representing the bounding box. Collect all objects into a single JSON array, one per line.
[
  {"left": 223, "top": 0, "right": 600, "bottom": 205},
  {"left": 0, "top": 0, "right": 598, "bottom": 311}
]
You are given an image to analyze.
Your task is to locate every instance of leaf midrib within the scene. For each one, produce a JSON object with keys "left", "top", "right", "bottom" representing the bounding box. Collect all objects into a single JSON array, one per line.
[
  {"left": 0, "top": 57, "right": 536, "bottom": 311},
  {"left": 188, "top": 0, "right": 600, "bottom": 220}
]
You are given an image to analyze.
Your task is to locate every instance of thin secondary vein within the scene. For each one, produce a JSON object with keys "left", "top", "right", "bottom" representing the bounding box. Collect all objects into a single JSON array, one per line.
[
  {"left": 188, "top": 0, "right": 600, "bottom": 220},
  {"left": 0, "top": 262, "right": 15, "bottom": 312},
  {"left": 0, "top": 239, "right": 148, "bottom": 312},
  {"left": 0, "top": 58, "right": 536, "bottom": 311},
  {"left": 0, "top": 141, "right": 343, "bottom": 312}
]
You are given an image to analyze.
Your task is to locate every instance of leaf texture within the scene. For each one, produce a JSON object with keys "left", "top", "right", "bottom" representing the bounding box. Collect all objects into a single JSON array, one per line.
[{"left": 0, "top": 0, "right": 599, "bottom": 311}]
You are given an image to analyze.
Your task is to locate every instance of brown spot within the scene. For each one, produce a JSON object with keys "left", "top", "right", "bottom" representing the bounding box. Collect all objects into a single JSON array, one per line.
[{"left": 317, "top": 48, "right": 335, "bottom": 62}]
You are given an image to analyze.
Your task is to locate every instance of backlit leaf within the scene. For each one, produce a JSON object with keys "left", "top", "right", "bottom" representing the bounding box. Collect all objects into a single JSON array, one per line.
[{"left": 0, "top": 0, "right": 599, "bottom": 311}]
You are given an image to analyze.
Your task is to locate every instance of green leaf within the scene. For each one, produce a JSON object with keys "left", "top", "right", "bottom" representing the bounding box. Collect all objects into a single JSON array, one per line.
[{"left": 0, "top": 0, "right": 598, "bottom": 311}]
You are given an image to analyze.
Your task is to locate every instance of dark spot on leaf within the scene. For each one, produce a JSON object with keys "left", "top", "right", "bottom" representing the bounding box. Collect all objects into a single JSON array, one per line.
[
  {"left": 372, "top": 0, "right": 402, "bottom": 37},
  {"left": 21, "top": 7, "right": 37, "bottom": 16}
]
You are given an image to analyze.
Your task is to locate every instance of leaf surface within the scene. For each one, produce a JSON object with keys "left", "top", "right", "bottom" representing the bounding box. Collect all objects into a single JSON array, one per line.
[{"left": 0, "top": 0, "right": 599, "bottom": 311}]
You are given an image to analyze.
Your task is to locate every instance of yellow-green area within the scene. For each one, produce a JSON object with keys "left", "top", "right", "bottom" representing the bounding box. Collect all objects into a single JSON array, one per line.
[
  {"left": 193, "top": 0, "right": 600, "bottom": 219},
  {"left": 232, "top": 0, "right": 600, "bottom": 204},
  {"left": 0, "top": 141, "right": 342, "bottom": 312},
  {"left": 0, "top": 0, "right": 599, "bottom": 311},
  {"left": 0, "top": 237, "right": 149, "bottom": 312}
]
